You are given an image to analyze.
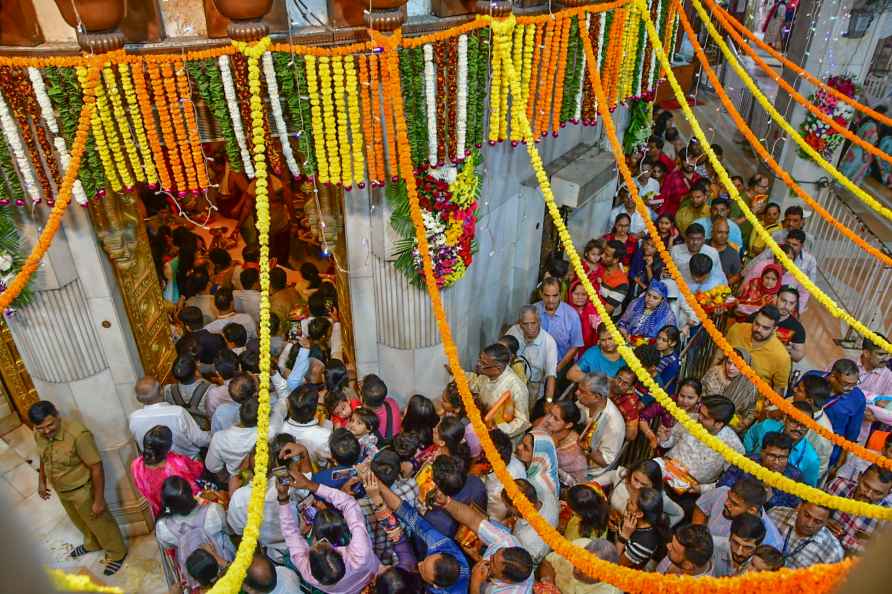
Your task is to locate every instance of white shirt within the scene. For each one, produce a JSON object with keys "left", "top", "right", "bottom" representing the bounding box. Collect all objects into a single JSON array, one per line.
[
  {"left": 156, "top": 502, "right": 229, "bottom": 549},
  {"left": 204, "top": 311, "right": 258, "bottom": 340},
  {"left": 486, "top": 456, "right": 527, "bottom": 521},
  {"left": 670, "top": 243, "right": 728, "bottom": 287},
  {"left": 228, "top": 480, "right": 287, "bottom": 555},
  {"left": 609, "top": 204, "right": 653, "bottom": 236},
  {"left": 581, "top": 399, "right": 626, "bottom": 476},
  {"left": 128, "top": 402, "right": 210, "bottom": 459},
  {"left": 806, "top": 409, "right": 834, "bottom": 480},
  {"left": 269, "top": 566, "right": 301, "bottom": 594},
  {"left": 184, "top": 294, "right": 218, "bottom": 325},
  {"left": 506, "top": 325, "right": 558, "bottom": 400},
  {"left": 514, "top": 497, "right": 557, "bottom": 564},
  {"left": 300, "top": 316, "right": 343, "bottom": 361},
  {"left": 278, "top": 418, "right": 333, "bottom": 467},
  {"left": 233, "top": 289, "right": 261, "bottom": 326},
  {"left": 206, "top": 425, "right": 258, "bottom": 474},
  {"left": 662, "top": 425, "right": 744, "bottom": 484}
]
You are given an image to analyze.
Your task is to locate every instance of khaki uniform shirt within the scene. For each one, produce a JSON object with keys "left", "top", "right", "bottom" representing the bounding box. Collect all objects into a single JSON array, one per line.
[{"left": 36, "top": 419, "right": 101, "bottom": 493}]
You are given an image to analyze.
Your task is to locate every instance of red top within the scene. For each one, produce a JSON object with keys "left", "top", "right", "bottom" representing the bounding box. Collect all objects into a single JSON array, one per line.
[{"left": 658, "top": 169, "right": 702, "bottom": 217}]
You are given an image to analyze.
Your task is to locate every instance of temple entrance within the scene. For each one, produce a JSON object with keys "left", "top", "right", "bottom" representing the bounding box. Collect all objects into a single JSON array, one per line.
[{"left": 0, "top": 320, "right": 38, "bottom": 433}]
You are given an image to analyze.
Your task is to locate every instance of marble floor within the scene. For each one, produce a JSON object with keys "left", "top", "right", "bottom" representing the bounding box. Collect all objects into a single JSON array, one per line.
[{"left": 0, "top": 424, "right": 167, "bottom": 593}]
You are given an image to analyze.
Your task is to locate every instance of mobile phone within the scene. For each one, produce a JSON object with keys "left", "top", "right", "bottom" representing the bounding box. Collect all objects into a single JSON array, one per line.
[
  {"left": 287, "top": 321, "right": 301, "bottom": 342},
  {"left": 299, "top": 495, "right": 317, "bottom": 524},
  {"left": 272, "top": 466, "right": 292, "bottom": 486},
  {"left": 330, "top": 467, "right": 356, "bottom": 482}
]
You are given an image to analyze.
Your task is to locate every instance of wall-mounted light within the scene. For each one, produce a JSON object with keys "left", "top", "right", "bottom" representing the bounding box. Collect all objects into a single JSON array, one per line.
[{"left": 844, "top": 8, "right": 875, "bottom": 38}]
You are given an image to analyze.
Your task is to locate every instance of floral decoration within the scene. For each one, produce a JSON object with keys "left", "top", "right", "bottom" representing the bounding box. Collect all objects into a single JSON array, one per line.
[
  {"left": 798, "top": 74, "right": 857, "bottom": 160},
  {"left": 387, "top": 151, "right": 481, "bottom": 288}
]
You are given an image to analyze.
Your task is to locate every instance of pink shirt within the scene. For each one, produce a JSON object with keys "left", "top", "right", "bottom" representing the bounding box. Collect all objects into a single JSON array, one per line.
[
  {"left": 373, "top": 397, "right": 402, "bottom": 439},
  {"left": 279, "top": 484, "right": 379, "bottom": 594},
  {"left": 130, "top": 452, "right": 203, "bottom": 517}
]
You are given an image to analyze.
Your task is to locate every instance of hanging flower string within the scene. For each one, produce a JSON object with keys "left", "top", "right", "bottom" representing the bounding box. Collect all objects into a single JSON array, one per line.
[
  {"left": 423, "top": 44, "right": 439, "bottom": 165},
  {"left": 147, "top": 61, "right": 186, "bottom": 191},
  {"left": 132, "top": 61, "right": 171, "bottom": 189},
  {"left": 455, "top": 34, "right": 469, "bottom": 161},
  {"left": 262, "top": 51, "right": 300, "bottom": 179},
  {"left": 27, "top": 67, "right": 89, "bottom": 206},
  {"left": 368, "top": 54, "right": 386, "bottom": 185},
  {"left": 343, "top": 55, "right": 366, "bottom": 187},
  {"left": 305, "top": 55, "right": 329, "bottom": 184},
  {"left": 102, "top": 64, "right": 145, "bottom": 184},
  {"left": 331, "top": 56, "right": 353, "bottom": 188},
  {"left": 118, "top": 63, "right": 158, "bottom": 187},
  {"left": 218, "top": 55, "right": 255, "bottom": 178},
  {"left": 162, "top": 62, "right": 198, "bottom": 192},
  {"left": 358, "top": 54, "right": 379, "bottom": 185},
  {"left": 176, "top": 61, "right": 211, "bottom": 190}
]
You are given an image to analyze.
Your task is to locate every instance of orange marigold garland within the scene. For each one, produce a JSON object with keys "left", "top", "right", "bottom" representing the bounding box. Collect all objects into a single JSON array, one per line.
[
  {"left": 534, "top": 19, "right": 556, "bottom": 138},
  {"left": 162, "top": 62, "right": 198, "bottom": 192},
  {"left": 369, "top": 54, "right": 386, "bottom": 186},
  {"left": 378, "top": 52, "right": 399, "bottom": 181},
  {"left": 551, "top": 15, "right": 571, "bottom": 136},
  {"left": 176, "top": 61, "right": 210, "bottom": 190},
  {"left": 147, "top": 61, "right": 185, "bottom": 192},
  {"left": 132, "top": 61, "right": 171, "bottom": 190},
  {"left": 607, "top": 8, "right": 626, "bottom": 109},
  {"left": 358, "top": 54, "right": 380, "bottom": 186},
  {"left": 526, "top": 23, "right": 544, "bottom": 124}
]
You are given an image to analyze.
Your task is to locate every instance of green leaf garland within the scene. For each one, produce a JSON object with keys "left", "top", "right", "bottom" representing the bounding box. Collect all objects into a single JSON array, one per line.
[
  {"left": 399, "top": 46, "right": 428, "bottom": 169},
  {"left": 187, "top": 59, "right": 243, "bottom": 173},
  {"left": 272, "top": 53, "right": 316, "bottom": 176},
  {"left": 0, "top": 125, "right": 25, "bottom": 204},
  {"left": 560, "top": 16, "right": 583, "bottom": 124},
  {"left": 0, "top": 207, "right": 33, "bottom": 307}
]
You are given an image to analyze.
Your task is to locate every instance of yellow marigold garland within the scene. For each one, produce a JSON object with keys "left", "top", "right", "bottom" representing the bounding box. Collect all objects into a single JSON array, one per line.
[
  {"left": 621, "top": 6, "right": 641, "bottom": 99},
  {"left": 643, "top": 0, "right": 892, "bottom": 354},
  {"left": 304, "top": 55, "right": 330, "bottom": 184},
  {"left": 133, "top": 61, "right": 172, "bottom": 190},
  {"left": 101, "top": 64, "right": 144, "bottom": 183},
  {"left": 498, "top": 33, "right": 511, "bottom": 142},
  {"left": 78, "top": 65, "right": 121, "bottom": 193},
  {"left": 118, "top": 62, "right": 158, "bottom": 186},
  {"left": 331, "top": 56, "right": 353, "bottom": 188},
  {"left": 487, "top": 29, "right": 503, "bottom": 142},
  {"left": 208, "top": 35, "right": 273, "bottom": 594},
  {"left": 371, "top": 17, "right": 862, "bottom": 594},
  {"left": 176, "top": 60, "right": 211, "bottom": 190},
  {"left": 520, "top": 24, "right": 536, "bottom": 125},
  {"left": 318, "top": 57, "right": 341, "bottom": 185},
  {"left": 509, "top": 24, "right": 525, "bottom": 143},
  {"left": 48, "top": 569, "right": 124, "bottom": 594},
  {"left": 94, "top": 62, "right": 133, "bottom": 189},
  {"left": 344, "top": 55, "right": 366, "bottom": 188}
]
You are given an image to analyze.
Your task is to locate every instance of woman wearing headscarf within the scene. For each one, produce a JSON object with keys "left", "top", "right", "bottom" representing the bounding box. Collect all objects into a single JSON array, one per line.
[
  {"left": 568, "top": 277, "right": 601, "bottom": 351},
  {"left": 515, "top": 431, "right": 561, "bottom": 514},
  {"left": 617, "top": 280, "right": 677, "bottom": 340},
  {"left": 735, "top": 263, "right": 782, "bottom": 319},
  {"left": 701, "top": 348, "right": 758, "bottom": 432}
]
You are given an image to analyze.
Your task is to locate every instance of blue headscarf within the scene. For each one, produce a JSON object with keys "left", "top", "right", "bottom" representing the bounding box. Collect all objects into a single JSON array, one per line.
[{"left": 617, "top": 280, "right": 676, "bottom": 338}]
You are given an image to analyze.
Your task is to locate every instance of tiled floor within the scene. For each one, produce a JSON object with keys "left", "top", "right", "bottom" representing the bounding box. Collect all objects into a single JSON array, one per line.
[{"left": 0, "top": 425, "right": 166, "bottom": 593}]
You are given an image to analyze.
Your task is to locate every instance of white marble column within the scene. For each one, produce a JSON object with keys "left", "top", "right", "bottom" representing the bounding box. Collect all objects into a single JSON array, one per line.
[{"left": 7, "top": 204, "right": 152, "bottom": 536}]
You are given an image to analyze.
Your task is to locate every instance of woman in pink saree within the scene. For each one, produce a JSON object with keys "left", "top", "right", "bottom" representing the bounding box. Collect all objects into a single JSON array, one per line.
[{"left": 130, "top": 425, "right": 203, "bottom": 517}]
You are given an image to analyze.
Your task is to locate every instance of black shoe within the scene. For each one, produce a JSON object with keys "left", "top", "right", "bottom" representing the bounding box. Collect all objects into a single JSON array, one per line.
[{"left": 103, "top": 554, "right": 126, "bottom": 576}]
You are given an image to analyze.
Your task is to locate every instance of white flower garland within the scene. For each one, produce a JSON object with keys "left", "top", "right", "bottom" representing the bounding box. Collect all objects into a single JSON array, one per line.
[
  {"left": 218, "top": 55, "right": 255, "bottom": 178},
  {"left": 261, "top": 51, "right": 300, "bottom": 178},
  {"left": 0, "top": 90, "right": 40, "bottom": 204},
  {"left": 649, "top": 0, "right": 662, "bottom": 92},
  {"left": 574, "top": 14, "right": 591, "bottom": 122},
  {"left": 455, "top": 35, "right": 468, "bottom": 162},
  {"left": 423, "top": 44, "right": 438, "bottom": 167},
  {"left": 28, "top": 67, "right": 88, "bottom": 206}
]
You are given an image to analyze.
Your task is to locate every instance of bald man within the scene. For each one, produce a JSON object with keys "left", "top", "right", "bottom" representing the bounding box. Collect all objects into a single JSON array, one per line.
[
  {"left": 128, "top": 376, "right": 210, "bottom": 458},
  {"left": 243, "top": 552, "right": 301, "bottom": 594}
]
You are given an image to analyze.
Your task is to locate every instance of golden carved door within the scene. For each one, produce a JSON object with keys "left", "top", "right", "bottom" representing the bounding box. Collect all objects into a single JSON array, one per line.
[
  {"left": 89, "top": 191, "right": 177, "bottom": 382},
  {"left": 0, "top": 320, "right": 38, "bottom": 429}
]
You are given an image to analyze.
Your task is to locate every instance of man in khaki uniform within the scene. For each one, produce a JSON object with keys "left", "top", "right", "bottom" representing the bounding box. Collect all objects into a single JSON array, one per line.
[{"left": 30, "top": 401, "right": 127, "bottom": 575}]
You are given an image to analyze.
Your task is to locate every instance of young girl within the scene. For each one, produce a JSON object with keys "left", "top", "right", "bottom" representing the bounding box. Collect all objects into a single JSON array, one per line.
[
  {"left": 434, "top": 416, "right": 474, "bottom": 472},
  {"left": 638, "top": 378, "right": 702, "bottom": 451},
  {"left": 653, "top": 325, "right": 681, "bottom": 393},
  {"left": 615, "top": 487, "right": 668, "bottom": 568},
  {"left": 628, "top": 236, "right": 664, "bottom": 297},
  {"left": 439, "top": 382, "right": 482, "bottom": 458},
  {"left": 402, "top": 394, "right": 439, "bottom": 436},
  {"left": 347, "top": 407, "right": 380, "bottom": 460},
  {"left": 578, "top": 238, "right": 605, "bottom": 288}
]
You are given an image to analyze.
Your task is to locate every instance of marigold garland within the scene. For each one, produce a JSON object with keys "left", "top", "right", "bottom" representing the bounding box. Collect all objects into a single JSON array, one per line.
[
  {"left": 331, "top": 56, "right": 353, "bottom": 187},
  {"left": 304, "top": 55, "right": 329, "bottom": 184},
  {"left": 536, "top": 19, "right": 557, "bottom": 137},
  {"left": 118, "top": 63, "right": 158, "bottom": 186},
  {"left": 176, "top": 61, "right": 210, "bottom": 189},
  {"left": 78, "top": 66, "right": 122, "bottom": 192},
  {"left": 224, "top": 36, "right": 273, "bottom": 594},
  {"left": 488, "top": 30, "right": 503, "bottom": 143},
  {"left": 102, "top": 64, "right": 145, "bottom": 184},
  {"left": 0, "top": 62, "right": 100, "bottom": 311},
  {"left": 343, "top": 55, "right": 365, "bottom": 187},
  {"left": 520, "top": 24, "right": 536, "bottom": 123},
  {"left": 359, "top": 54, "right": 381, "bottom": 185},
  {"left": 188, "top": 58, "right": 242, "bottom": 175},
  {"left": 369, "top": 54, "right": 386, "bottom": 184},
  {"left": 95, "top": 62, "right": 135, "bottom": 189},
  {"left": 378, "top": 50, "right": 400, "bottom": 180},
  {"left": 146, "top": 61, "right": 185, "bottom": 191},
  {"left": 371, "top": 18, "right": 862, "bottom": 594},
  {"left": 526, "top": 24, "right": 544, "bottom": 124},
  {"left": 162, "top": 62, "right": 198, "bottom": 191},
  {"left": 551, "top": 16, "right": 571, "bottom": 135},
  {"left": 678, "top": 0, "right": 892, "bottom": 351},
  {"left": 48, "top": 569, "right": 124, "bottom": 594}
]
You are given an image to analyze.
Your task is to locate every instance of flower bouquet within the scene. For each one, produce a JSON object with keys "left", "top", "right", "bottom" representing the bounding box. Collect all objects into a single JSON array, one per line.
[
  {"left": 695, "top": 284, "right": 734, "bottom": 315},
  {"left": 798, "top": 74, "right": 857, "bottom": 160},
  {"left": 387, "top": 151, "right": 481, "bottom": 289}
]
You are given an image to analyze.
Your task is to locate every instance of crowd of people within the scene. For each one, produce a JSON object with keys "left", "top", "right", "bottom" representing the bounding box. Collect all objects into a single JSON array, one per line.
[{"left": 29, "top": 115, "right": 892, "bottom": 594}]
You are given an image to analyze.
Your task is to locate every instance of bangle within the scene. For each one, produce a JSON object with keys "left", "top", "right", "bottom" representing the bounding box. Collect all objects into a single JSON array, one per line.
[{"left": 617, "top": 534, "right": 628, "bottom": 544}]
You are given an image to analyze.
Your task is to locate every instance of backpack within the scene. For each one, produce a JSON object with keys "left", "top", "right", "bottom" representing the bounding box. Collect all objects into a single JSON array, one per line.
[
  {"left": 167, "top": 382, "right": 211, "bottom": 431},
  {"left": 172, "top": 505, "right": 214, "bottom": 590}
]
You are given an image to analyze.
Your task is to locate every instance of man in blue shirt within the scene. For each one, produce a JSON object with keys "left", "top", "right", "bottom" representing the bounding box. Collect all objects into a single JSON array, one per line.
[
  {"left": 743, "top": 401, "right": 821, "bottom": 486},
  {"left": 718, "top": 431, "right": 802, "bottom": 509},
  {"left": 534, "top": 277, "right": 584, "bottom": 375},
  {"left": 694, "top": 197, "right": 744, "bottom": 248},
  {"left": 799, "top": 360, "right": 865, "bottom": 472},
  {"left": 364, "top": 469, "right": 469, "bottom": 594}
]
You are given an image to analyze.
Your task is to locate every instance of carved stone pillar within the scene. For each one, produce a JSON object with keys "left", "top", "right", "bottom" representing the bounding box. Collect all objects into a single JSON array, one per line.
[{"left": 7, "top": 204, "right": 153, "bottom": 535}]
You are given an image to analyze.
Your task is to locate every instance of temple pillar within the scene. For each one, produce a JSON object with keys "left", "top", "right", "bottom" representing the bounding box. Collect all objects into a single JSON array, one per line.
[
  {"left": 768, "top": 0, "right": 890, "bottom": 209},
  {"left": 7, "top": 204, "right": 153, "bottom": 535}
]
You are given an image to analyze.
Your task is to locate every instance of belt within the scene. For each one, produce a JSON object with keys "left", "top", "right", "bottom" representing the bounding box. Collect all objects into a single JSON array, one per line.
[{"left": 57, "top": 480, "right": 91, "bottom": 494}]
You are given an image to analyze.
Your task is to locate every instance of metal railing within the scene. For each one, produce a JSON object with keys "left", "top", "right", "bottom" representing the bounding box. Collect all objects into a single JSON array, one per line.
[{"left": 808, "top": 183, "right": 892, "bottom": 344}]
